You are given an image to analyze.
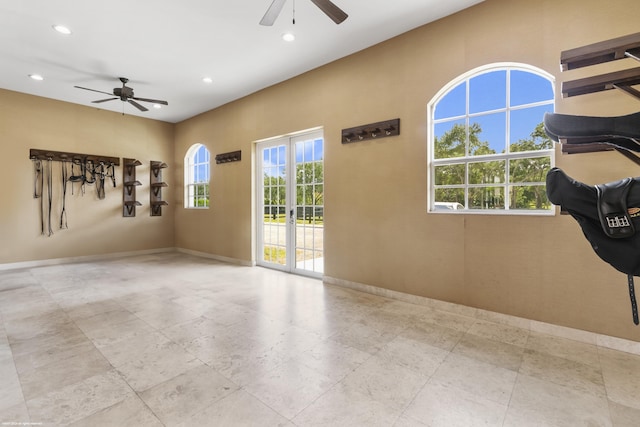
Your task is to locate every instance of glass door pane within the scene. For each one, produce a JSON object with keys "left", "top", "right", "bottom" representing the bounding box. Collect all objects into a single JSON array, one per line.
[
  {"left": 260, "top": 143, "right": 288, "bottom": 268},
  {"left": 293, "top": 134, "right": 324, "bottom": 275}
]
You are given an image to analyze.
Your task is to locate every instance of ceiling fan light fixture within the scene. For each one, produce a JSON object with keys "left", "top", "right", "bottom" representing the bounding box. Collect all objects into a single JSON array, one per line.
[
  {"left": 153, "top": 104, "right": 162, "bottom": 109},
  {"left": 29, "top": 74, "right": 44, "bottom": 81},
  {"left": 282, "top": 32, "right": 295, "bottom": 42},
  {"left": 52, "top": 24, "right": 72, "bottom": 35}
]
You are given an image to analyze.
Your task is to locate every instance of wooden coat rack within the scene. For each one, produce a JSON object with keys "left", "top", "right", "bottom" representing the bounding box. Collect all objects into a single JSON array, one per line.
[{"left": 29, "top": 148, "right": 120, "bottom": 165}]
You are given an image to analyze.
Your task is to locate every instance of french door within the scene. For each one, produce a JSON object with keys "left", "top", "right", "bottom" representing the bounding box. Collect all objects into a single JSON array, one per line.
[{"left": 256, "top": 130, "right": 324, "bottom": 277}]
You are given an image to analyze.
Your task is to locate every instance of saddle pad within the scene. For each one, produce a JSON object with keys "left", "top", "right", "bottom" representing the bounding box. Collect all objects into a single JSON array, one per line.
[{"left": 546, "top": 167, "right": 640, "bottom": 276}]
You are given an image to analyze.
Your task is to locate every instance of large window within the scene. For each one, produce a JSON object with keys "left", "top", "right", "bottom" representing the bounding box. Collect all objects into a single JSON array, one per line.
[
  {"left": 429, "top": 64, "right": 555, "bottom": 214},
  {"left": 184, "top": 143, "right": 210, "bottom": 208}
]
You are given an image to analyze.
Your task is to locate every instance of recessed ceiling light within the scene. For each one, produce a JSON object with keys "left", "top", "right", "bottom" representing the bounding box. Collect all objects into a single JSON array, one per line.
[
  {"left": 282, "top": 32, "right": 295, "bottom": 42},
  {"left": 153, "top": 104, "right": 162, "bottom": 109},
  {"left": 52, "top": 25, "right": 72, "bottom": 35},
  {"left": 202, "top": 77, "right": 213, "bottom": 84},
  {"left": 28, "top": 74, "right": 44, "bottom": 81}
]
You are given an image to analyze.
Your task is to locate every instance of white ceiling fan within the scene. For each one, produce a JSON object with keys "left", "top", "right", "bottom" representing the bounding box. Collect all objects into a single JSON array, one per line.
[{"left": 260, "top": 0, "right": 348, "bottom": 26}]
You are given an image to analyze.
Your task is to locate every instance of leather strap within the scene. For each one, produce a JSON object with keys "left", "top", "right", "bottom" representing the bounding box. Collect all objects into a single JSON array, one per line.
[{"left": 629, "top": 275, "right": 639, "bottom": 325}]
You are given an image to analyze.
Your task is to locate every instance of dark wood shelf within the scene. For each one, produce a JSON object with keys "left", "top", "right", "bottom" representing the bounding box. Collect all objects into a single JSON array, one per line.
[
  {"left": 562, "top": 67, "right": 640, "bottom": 98},
  {"left": 561, "top": 32, "right": 640, "bottom": 71}
]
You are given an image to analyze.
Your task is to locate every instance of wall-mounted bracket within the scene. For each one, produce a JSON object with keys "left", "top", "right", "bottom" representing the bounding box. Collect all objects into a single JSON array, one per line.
[
  {"left": 562, "top": 67, "right": 640, "bottom": 99},
  {"left": 150, "top": 161, "right": 168, "bottom": 217},
  {"left": 560, "top": 31, "right": 640, "bottom": 71},
  {"left": 122, "top": 158, "right": 141, "bottom": 217},
  {"left": 151, "top": 162, "right": 168, "bottom": 178},
  {"left": 123, "top": 180, "right": 141, "bottom": 196},
  {"left": 150, "top": 201, "right": 169, "bottom": 216},
  {"left": 341, "top": 118, "right": 400, "bottom": 144},
  {"left": 151, "top": 181, "right": 168, "bottom": 197},
  {"left": 123, "top": 201, "right": 142, "bottom": 216},
  {"left": 215, "top": 150, "right": 241, "bottom": 164},
  {"left": 124, "top": 159, "right": 142, "bottom": 175}
]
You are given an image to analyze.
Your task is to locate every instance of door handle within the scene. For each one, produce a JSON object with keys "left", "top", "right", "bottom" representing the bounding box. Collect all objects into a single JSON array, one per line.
[{"left": 289, "top": 209, "right": 294, "bottom": 225}]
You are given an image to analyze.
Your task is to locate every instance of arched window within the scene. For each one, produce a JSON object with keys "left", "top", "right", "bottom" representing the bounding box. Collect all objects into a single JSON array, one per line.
[
  {"left": 428, "top": 63, "right": 555, "bottom": 214},
  {"left": 184, "top": 143, "right": 210, "bottom": 208}
]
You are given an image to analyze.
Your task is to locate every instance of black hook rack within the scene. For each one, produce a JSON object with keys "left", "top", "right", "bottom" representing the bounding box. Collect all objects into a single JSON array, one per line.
[
  {"left": 215, "top": 150, "right": 241, "bottom": 164},
  {"left": 341, "top": 118, "right": 400, "bottom": 144}
]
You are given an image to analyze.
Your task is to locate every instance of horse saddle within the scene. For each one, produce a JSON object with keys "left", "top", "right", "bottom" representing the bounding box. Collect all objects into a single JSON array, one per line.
[
  {"left": 546, "top": 167, "right": 640, "bottom": 324},
  {"left": 544, "top": 112, "right": 640, "bottom": 152}
]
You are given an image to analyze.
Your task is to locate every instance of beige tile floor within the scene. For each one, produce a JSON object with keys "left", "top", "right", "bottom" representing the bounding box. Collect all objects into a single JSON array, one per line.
[{"left": 1, "top": 252, "right": 639, "bottom": 426}]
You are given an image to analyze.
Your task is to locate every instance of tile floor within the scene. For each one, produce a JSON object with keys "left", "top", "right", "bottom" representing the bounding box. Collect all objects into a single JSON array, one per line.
[{"left": 1, "top": 252, "right": 639, "bottom": 426}]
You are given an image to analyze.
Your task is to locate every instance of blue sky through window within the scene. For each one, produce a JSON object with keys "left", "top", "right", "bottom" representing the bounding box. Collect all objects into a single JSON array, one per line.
[
  {"left": 296, "top": 138, "right": 324, "bottom": 163},
  {"left": 193, "top": 145, "right": 209, "bottom": 183},
  {"left": 510, "top": 70, "right": 554, "bottom": 106},
  {"left": 263, "top": 138, "right": 324, "bottom": 178},
  {"left": 434, "top": 67, "right": 554, "bottom": 157},
  {"left": 469, "top": 70, "right": 506, "bottom": 113},
  {"left": 510, "top": 104, "right": 554, "bottom": 143},
  {"left": 474, "top": 112, "right": 506, "bottom": 154},
  {"left": 435, "top": 83, "right": 466, "bottom": 119}
]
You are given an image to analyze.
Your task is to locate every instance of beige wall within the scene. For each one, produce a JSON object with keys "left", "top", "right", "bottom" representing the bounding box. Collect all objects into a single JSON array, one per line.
[
  {"left": 2, "top": 0, "right": 639, "bottom": 341},
  {"left": 0, "top": 90, "right": 175, "bottom": 263},
  {"left": 174, "top": 0, "right": 640, "bottom": 341}
]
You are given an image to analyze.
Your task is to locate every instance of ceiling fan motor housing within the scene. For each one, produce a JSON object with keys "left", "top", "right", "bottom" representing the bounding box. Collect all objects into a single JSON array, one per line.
[{"left": 114, "top": 86, "right": 134, "bottom": 100}]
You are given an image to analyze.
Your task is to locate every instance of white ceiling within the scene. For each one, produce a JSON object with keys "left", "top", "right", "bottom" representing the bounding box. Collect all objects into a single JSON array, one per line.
[{"left": 0, "top": 0, "right": 483, "bottom": 123}]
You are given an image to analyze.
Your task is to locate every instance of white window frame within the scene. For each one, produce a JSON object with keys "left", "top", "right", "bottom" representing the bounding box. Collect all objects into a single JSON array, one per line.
[
  {"left": 184, "top": 143, "right": 210, "bottom": 209},
  {"left": 427, "top": 63, "right": 556, "bottom": 215}
]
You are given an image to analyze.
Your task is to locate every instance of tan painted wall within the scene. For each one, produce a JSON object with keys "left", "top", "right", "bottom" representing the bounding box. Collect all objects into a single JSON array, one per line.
[
  {"left": 0, "top": 90, "right": 175, "bottom": 263},
  {"left": 1, "top": 0, "right": 637, "bottom": 340},
  {"left": 174, "top": 0, "right": 640, "bottom": 341}
]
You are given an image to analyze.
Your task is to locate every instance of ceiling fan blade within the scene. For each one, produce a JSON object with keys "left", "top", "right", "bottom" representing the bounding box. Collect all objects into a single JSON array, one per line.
[
  {"left": 259, "top": 0, "right": 287, "bottom": 26},
  {"left": 91, "top": 98, "right": 118, "bottom": 104},
  {"left": 310, "top": 0, "right": 348, "bottom": 24},
  {"left": 74, "top": 86, "right": 114, "bottom": 96},
  {"left": 128, "top": 99, "right": 148, "bottom": 112},
  {"left": 133, "top": 97, "right": 168, "bottom": 105}
]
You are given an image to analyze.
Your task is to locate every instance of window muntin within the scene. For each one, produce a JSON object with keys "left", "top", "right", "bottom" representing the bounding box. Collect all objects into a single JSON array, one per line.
[
  {"left": 429, "top": 64, "right": 555, "bottom": 214},
  {"left": 184, "top": 144, "right": 210, "bottom": 208}
]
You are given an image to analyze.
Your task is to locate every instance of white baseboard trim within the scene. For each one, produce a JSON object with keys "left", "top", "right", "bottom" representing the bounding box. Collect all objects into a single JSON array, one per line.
[
  {"left": 0, "top": 248, "right": 176, "bottom": 271},
  {"left": 323, "top": 275, "right": 640, "bottom": 356},
  {"left": 176, "top": 248, "right": 254, "bottom": 267}
]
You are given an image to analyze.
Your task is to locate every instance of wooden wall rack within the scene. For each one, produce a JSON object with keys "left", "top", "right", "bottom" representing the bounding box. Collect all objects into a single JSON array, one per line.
[
  {"left": 562, "top": 67, "right": 640, "bottom": 98},
  {"left": 150, "top": 161, "right": 168, "bottom": 216},
  {"left": 122, "top": 158, "right": 142, "bottom": 217},
  {"left": 561, "top": 33, "right": 640, "bottom": 101},
  {"left": 341, "top": 118, "right": 400, "bottom": 144},
  {"left": 558, "top": 33, "right": 640, "bottom": 166},
  {"left": 561, "top": 31, "right": 640, "bottom": 71},
  {"left": 215, "top": 150, "right": 241, "bottom": 164},
  {"left": 29, "top": 148, "right": 120, "bottom": 165}
]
